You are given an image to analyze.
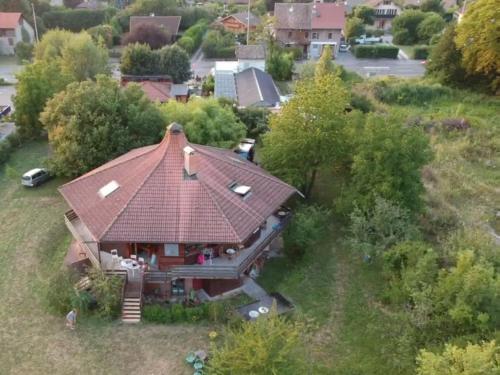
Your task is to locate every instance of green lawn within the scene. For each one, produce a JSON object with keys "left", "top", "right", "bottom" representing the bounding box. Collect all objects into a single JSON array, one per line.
[{"left": 0, "top": 141, "right": 211, "bottom": 375}]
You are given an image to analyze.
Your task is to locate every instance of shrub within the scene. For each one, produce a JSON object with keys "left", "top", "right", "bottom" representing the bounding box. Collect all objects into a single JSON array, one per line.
[
  {"left": 284, "top": 204, "right": 331, "bottom": 261},
  {"left": 87, "top": 24, "right": 114, "bottom": 48},
  {"left": 88, "top": 268, "right": 123, "bottom": 319},
  {"left": 354, "top": 44, "right": 399, "bottom": 59},
  {"left": 350, "top": 93, "right": 374, "bottom": 113},
  {"left": 201, "top": 29, "right": 236, "bottom": 59},
  {"left": 373, "top": 80, "right": 451, "bottom": 105},
  {"left": 42, "top": 8, "right": 116, "bottom": 32},
  {"left": 347, "top": 197, "right": 420, "bottom": 256},
  {"left": 266, "top": 48, "right": 293, "bottom": 81},
  {"left": 43, "top": 269, "right": 79, "bottom": 315},
  {"left": 283, "top": 46, "right": 303, "bottom": 60},
  {"left": 177, "top": 35, "right": 194, "bottom": 54},
  {"left": 413, "top": 45, "right": 430, "bottom": 60},
  {"left": 143, "top": 304, "right": 172, "bottom": 323},
  {"left": 14, "top": 41, "right": 33, "bottom": 63},
  {"left": 122, "top": 23, "right": 171, "bottom": 50},
  {"left": 170, "top": 303, "right": 186, "bottom": 321},
  {"left": 177, "top": 20, "right": 208, "bottom": 54}
]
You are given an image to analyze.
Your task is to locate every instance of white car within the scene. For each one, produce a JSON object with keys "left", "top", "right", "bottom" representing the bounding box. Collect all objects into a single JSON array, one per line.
[{"left": 339, "top": 44, "right": 350, "bottom": 52}]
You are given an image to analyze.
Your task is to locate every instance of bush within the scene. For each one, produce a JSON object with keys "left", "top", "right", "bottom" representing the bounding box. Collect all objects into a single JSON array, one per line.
[
  {"left": 283, "top": 46, "right": 303, "bottom": 60},
  {"left": 177, "top": 20, "right": 208, "bottom": 54},
  {"left": 122, "top": 23, "right": 171, "bottom": 50},
  {"left": 373, "top": 80, "right": 451, "bottom": 105},
  {"left": 42, "top": 8, "right": 116, "bottom": 32},
  {"left": 177, "top": 35, "right": 194, "bottom": 54},
  {"left": 201, "top": 29, "right": 236, "bottom": 59},
  {"left": 354, "top": 44, "right": 399, "bottom": 59},
  {"left": 413, "top": 45, "right": 430, "bottom": 60},
  {"left": 88, "top": 268, "right": 123, "bottom": 319},
  {"left": 43, "top": 268, "right": 79, "bottom": 315},
  {"left": 350, "top": 93, "right": 374, "bottom": 113},
  {"left": 143, "top": 304, "right": 172, "bottom": 323},
  {"left": 284, "top": 205, "right": 331, "bottom": 261},
  {"left": 14, "top": 41, "right": 33, "bottom": 63},
  {"left": 0, "top": 132, "right": 25, "bottom": 167},
  {"left": 87, "top": 24, "right": 114, "bottom": 48}
]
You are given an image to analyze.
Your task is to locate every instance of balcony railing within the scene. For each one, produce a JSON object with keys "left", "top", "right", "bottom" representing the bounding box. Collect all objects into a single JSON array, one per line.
[{"left": 64, "top": 210, "right": 100, "bottom": 268}]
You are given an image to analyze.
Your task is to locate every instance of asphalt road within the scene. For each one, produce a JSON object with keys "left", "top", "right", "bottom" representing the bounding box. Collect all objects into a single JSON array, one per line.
[
  {"left": 190, "top": 47, "right": 215, "bottom": 79},
  {"left": 335, "top": 51, "right": 425, "bottom": 78}
]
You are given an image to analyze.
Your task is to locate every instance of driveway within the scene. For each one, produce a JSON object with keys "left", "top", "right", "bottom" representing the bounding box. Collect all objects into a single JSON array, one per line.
[
  {"left": 190, "top": 47, "right": 215, "bottom": 79},
  {"left": 335, "top": 51, "right": 425, "bottom": 78},
  {"left": 0, "top": 56, "right": 22, "bottom": 109}
]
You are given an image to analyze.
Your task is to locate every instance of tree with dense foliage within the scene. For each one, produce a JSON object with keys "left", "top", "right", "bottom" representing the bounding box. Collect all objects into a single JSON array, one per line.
[
  {"left": 122, "top": 23, "right": 171, "bottom": 49},
  {"left": 201, "top": 29, "right": 236, "bottom": 58},
  {"left": 417, "top": 12, "right": 445, "bottom": 44},
  {"left": 314, "top": 45, "right": 334, "bottom": 78},
  {"left": 262, "top": 52, "right": 352, "bottom": 196},
  {"left": 158, "top": 45, "right": 191, "bottom": 83},
  {"left": 14, "top": 30, "right": 109, "bottom": 138},
  {"left": 284, "top": 204, "right": 331, "bottom": 261},
  {"left": 420, "top": 0, "right": 444, "bottom": 13},
  {"left": 417, "top": 341, "right": 500, "bottom": 375},
  {"left": 208, "top": 308, "right": 308, "bottom": 374},
  {"left": 354, "top": 6, "right": 375, "bottom": 25},
  {"left": 392, "top": 10, "right": 427, "bottom": 44},
  {"left": 41, "top": 75, "right": 165, "bottom": 177},
  {"left": 120, "top": 43, "right": 191, "bottom": 83},
  {"left": 161, "top": 97, "right": 246, "bottom": 148},
  {"left": 87, "top": 24, "right": 115, "bottom": 48},
  {"left": 345, "top": 17, "right": 366, "bottom": 40},
  {"left": 346, "top": 114, "right": 432, "bottom": 214},
  {"left": 266, "top": 47, "right": 293, "bottom": 81},
  {"left": 455, "top": 0, "right": 500, "bottom": 91}
]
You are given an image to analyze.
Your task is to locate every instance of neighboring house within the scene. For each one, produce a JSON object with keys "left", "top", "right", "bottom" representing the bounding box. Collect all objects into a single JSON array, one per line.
[
  {"left": 274, "top": 1, "right": 346, "bottom": 58},
  {"left": 214, "top": 12, "right": 261, "bottom": 34},
  {"left": 121, "top": 75, "right": 189, "bottom": 103},
  {"left": 364, "top": 0, "right": 401, "bottom": 30},
  {"left": 129, "top": 15, "right": 182, "bottom": 43},
  {"left": 60, "top": 123, "right": 297, "bottom": 321},
  {"left": 0, "top": 12, "right": 35, "bottom": 56},
  {"left": 236, "top": 44, "right": 266, "bottom": 71},
  {"left": 215, "top": 66, "right": 281, "bottom": 108},
  {"left": 75, "top": 0, "right": 106, "bottom": 9}
]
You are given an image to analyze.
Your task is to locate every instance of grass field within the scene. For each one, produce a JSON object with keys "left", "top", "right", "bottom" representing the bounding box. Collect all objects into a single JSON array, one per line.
[{"left": 0, "top": 141, "right": 211, "bottom": 375}]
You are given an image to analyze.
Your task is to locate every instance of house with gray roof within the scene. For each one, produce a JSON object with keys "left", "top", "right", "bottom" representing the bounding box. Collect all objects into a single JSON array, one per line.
[
  {"left": 215, "top": 67, "right": 281, "bottom": 108},
  {"left": 236, "top": 45, "right": 266, "bottom": 71}
]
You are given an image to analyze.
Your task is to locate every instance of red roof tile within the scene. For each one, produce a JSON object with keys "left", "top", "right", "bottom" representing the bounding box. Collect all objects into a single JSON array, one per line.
[
  {"left": 311, "top": 3, "right": 345, "bottom": 30},
  {"left": 0, "top": 12, "right": 22, "bottom": 29},
  {"left": 59, "top": 124, "right": 297, "bottom": 244}
]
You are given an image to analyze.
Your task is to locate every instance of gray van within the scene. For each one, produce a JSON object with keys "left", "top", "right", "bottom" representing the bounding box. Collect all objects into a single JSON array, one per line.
[{"left": 21, "top": 168, "right": 50, "bottom": 187}]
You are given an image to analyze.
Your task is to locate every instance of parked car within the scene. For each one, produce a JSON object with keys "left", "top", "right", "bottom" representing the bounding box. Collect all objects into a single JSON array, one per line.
[
  {"left": 21, "top": 168, "right": 50, "bottom": 187},
  {"left": 339, "top": 44, "right": 350, "bottom": 52},
  {"left": 354, "top": 35, "right": 383, "bottom": 45},
  {"left": 234, "top": 138, "right": 256, "bottom": 162}
]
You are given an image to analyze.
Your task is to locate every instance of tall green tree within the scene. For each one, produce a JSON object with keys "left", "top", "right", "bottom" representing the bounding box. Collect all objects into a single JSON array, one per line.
[
  {"left": 261, "top": 61, "right": 352, "bottom": 197},
  {"left": 354, "top": 6, "right": 375, "bottom": 25},
  {"left": 392, "top": 10, "right": 427, "bottom": 44},
  {"left": 14, "top": 30, "right": 109, "bottom": 138},
  {"left": 41, "top": 75, "right": 165, "bottom": 177},
  {"left": 158, "top": 45, "right": 191, "bottom": 83},
  {"left": 455, "top": 0, "right": 500, "bottom": 91},
  {"left": 347, "top": 114, "right": 432, "bottom": 214},
  {"left": 417, "top": 12, "right": 445, "bottom": 44},
  {"left": 345, "top": 17, "right": 365, "bottom": 39},
  {"left": 161, "top": 97, "right": 246, "bottom": 148},
  {"left": 420, "top": 0, "right": 444, "bottom": 14}
]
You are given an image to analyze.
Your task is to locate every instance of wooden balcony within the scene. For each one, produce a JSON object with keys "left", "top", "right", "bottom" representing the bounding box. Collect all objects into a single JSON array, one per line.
[{"left": 64, "top": 210, "right": 100, "bottom": 268}]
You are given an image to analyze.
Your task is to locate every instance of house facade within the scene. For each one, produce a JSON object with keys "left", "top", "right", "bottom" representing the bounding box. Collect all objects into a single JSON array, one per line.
[
  {"left": 215, "top": 12, "right": 260, "bottom": 34},
  {"left": 60, "top": 123, "right": 296, "bottom": 319},
  {"left": 0, "top": 12, "right": 35, "bottom": 55},
  {"left": 274, "top": 2, "right": 345, "bottom": 58}
]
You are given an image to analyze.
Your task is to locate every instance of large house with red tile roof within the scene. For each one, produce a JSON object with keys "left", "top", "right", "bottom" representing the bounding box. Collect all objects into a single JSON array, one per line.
[
  {"left": 0, "top": 12, "right": 35, "bottom": 55},
  {"left": 273, "top": 1, "right": 346, "bottom": 58},
  {"left": 60, "top": 123, "right": 297, "bottom": 320}
]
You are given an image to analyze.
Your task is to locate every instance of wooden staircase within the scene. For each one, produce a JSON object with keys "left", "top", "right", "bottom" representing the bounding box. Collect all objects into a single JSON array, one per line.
[{"left": 121, "top": 278, "right": 143, "bottom": 324}]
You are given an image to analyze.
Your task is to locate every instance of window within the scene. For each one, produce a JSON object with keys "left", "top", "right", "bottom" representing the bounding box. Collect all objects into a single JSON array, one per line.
[
  {"left": 328, "top": 32, "right": 333, "bottom": 39},
  {"left": 288, "top": 31, "right": 292, "bottom": 38},
  {"left": 312, "top": 32, "right": 318, "bottom": 40},
  {"left": 98, "top": 180, "right": 120, "bottom": 198},
  {"left": 229, "top": 181, "right": 252, "bottom": 197},
  {"left": 164, "top": 244, "right": 179, "bottom": 257}
]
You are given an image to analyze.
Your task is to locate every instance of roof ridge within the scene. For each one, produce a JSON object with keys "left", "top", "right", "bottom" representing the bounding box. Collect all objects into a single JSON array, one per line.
[
  {"left": 198, "top": 181, "right": 243, "bottom": 243},
  {"left": 58, "top": 144, "right": 159, "bottom": 190},
  {"left": 194, "top": 144, "right": 297, "bottom": 191},
  {"left": 98, "top": 137, "right": 172, "bottom": 240},
  {"left": 252, "top": 68, "right": 264, "bottom": 102}
]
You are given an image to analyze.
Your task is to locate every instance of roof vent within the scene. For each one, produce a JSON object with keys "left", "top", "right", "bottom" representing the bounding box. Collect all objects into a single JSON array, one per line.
[
  {"left": 98, "top": 180, "right": 120, "bottom": 199},
  {"left": 183, "top": 146, "right": 198, "bottom": 176}
]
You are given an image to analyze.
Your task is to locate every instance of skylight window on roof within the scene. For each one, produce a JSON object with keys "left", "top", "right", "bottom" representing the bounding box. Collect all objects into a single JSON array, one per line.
[
  {"left": 98, "top": 180, "right": 120, "bottom": 198},
  {"left": 229, "top": 182, "right": 251, "bottom": 197}
]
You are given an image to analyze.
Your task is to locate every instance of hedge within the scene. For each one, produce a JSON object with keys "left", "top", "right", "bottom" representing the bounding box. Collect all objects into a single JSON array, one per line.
[
  {"left": 177, "top": 20, "right": 208, "bottom": 54},
  {"left": 0, "top": 131, "right": 24, "bottom": 167},
  {"left": 354, "top": 44, "right": 399, "bottom": 59},
  {"left": 143, "top": 301, "right": 240, "bottom": 324},
  {"left": 373, "top": 80, "right": 451, "bottom": 105},
  {"left": 42, "top": 8, "right": 116, "bottom": 32},
  {"left": 413, "top": 45, "right": 430, "bottom": 60}
]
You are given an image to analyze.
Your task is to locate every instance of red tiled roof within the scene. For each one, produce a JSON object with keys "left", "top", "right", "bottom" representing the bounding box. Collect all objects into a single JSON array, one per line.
[
  {"left": 128, "top": 81, "right": 172, "bottom": 103},
  {"left": 0, "top": 12, "right": 22, "bottom": 29},
  {"left": 311, "top": 3, "right": 345, "bottom": 30},
  {"left": 59, "top": 124, "right": 297, "bottom": 244}
]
